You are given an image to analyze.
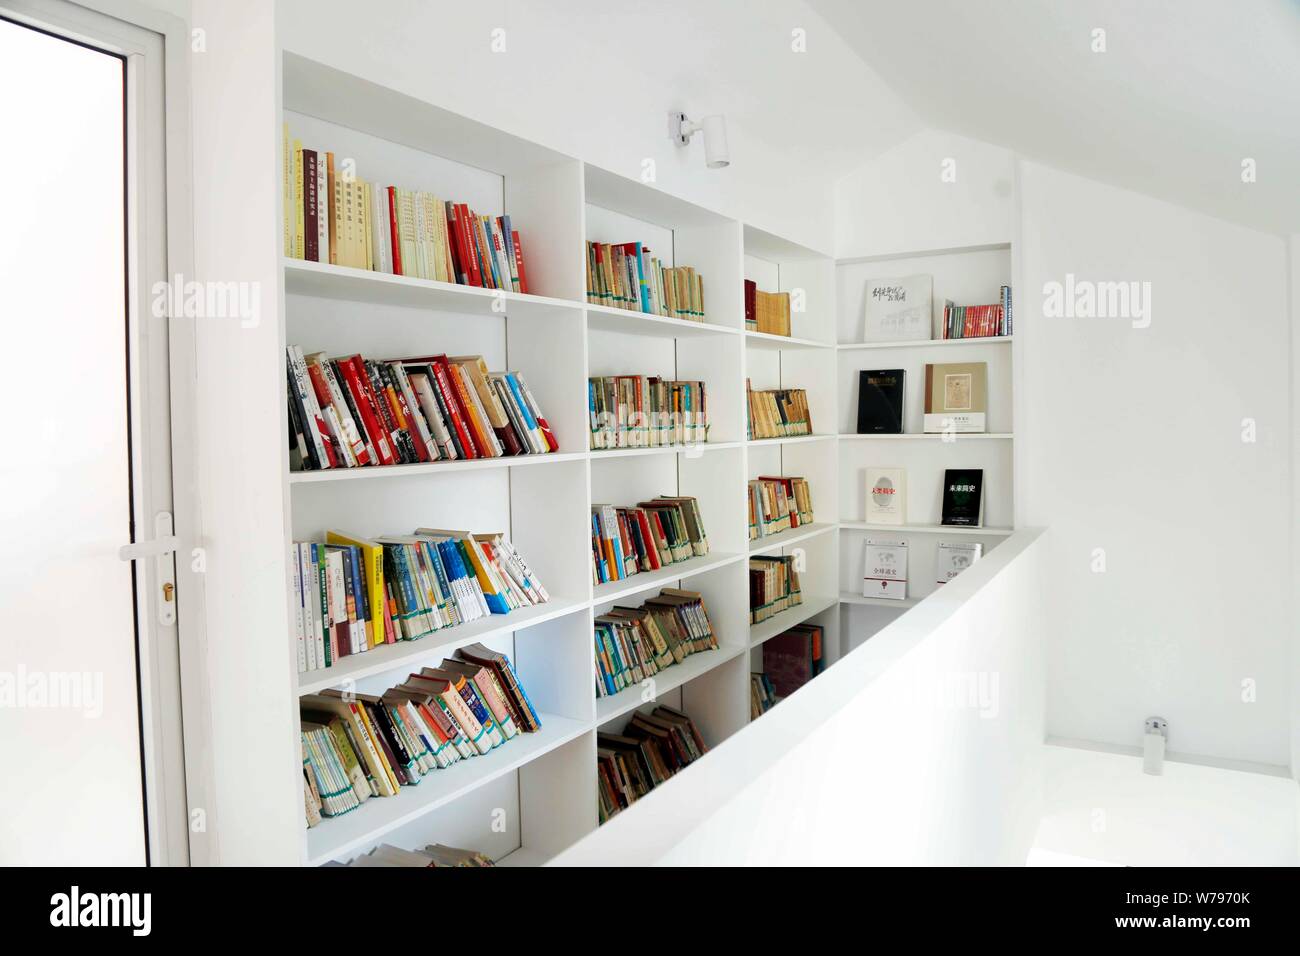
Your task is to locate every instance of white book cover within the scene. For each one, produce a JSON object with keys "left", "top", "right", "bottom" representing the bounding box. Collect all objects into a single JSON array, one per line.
[
  {"left": 864, "top": 274, "right": 932, "bottom": 342},
  {"left": 863, "top": 539, "right": 908, "bottom": 600},
  {"left": 936, "top": 542, "right": 984, "bottom": 585},
  {"left": 865, "top": 467, "right": 907, "bottom": 524}
]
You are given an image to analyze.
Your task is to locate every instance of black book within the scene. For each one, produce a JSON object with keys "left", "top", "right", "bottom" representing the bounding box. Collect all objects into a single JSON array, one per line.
[
  {"left": 941, "top": 469, "right": 984, "bottom": 526},
  {"left": 857, "top": 369, "right": 905, "bottom": 434}
]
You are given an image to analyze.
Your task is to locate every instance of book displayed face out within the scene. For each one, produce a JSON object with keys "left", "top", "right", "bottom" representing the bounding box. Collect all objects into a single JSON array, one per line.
[
  {"left": 923, "top": 362, "right": 988, "bottom": 433},
  {"left": 857, "top": 369, "right": 905, "bottom": 434},
  {"left": 862, "top": 539, "right": 908, "bottom": 599},
  {"left": 936, "top": 542, "right": 984, "bottom": 585},
  {"left": 941, "top": 469, "right": 984, "bottom": 526},
  {"left": 863, "top": 274, "right": 932, "bottom": 342},
  {"left": 864, "top": 466, "right": 906, "bottom": 524}
]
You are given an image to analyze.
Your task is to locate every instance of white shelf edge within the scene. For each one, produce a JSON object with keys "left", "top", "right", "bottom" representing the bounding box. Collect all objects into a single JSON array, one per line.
[
  {"left": 591, "top": 551, "right": 744, "bottom": 606},
  {"left": 749, "top": 594, "right": 839, "bottom": 648},
  {"left": 289, "top": 451, "right": 589, "bottom": 485},
  {"left": 587, "top": 441, "right": 742, "bottom": 460},
  {"left": 836, "top": 335, "right": 1012, "bottom": 351},
  {"left": 837, "top": 433, "right": 1014, "bottom": 441},
  {"left": 744, "top": 330, "right": 833, "bottom": 350},
  {"left": 295, "top": 596, "right": 591, "bottom": 695},
  {"left": 748, "top": 522, "right": 836, "bottom": 555},
  {"left": 303, "top": 712, "right": 592, "bottom": 866},
  {"left": 839, "top": 590, "right": 919, "bottom": 609},
  {"left": 838, "top": 522, "right": 1014, "bottom": 537},
  {"left": 746, "top": 434, "right": 836, "bottom": 447},
  {"left": 585, "top": 302, "right": 739, "bottom": 338}
]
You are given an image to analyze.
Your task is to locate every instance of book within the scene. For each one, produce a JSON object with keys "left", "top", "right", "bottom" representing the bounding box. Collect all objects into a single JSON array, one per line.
[
  {"left": 857, "top": 369, "right": 905, "bottom": 434},
  {"left": 862, "top": 539, "right": 908, "bottom": 600},
  {"left": 588, "top": 376, "right": 707, "bottom": 449},
  {"left": 936, "top": 541, "right": 984, "bottom": 585},
  {"left": 345, "top": 843, "right": 495, "bottom": 867},
  {"left": 749, "top": 555, "right": 802, "bottom": 624},
  {"left": 762, "top": 623, "right": 823, "bottom": 698},
  {"left": 941, "top": 300, "right": 1009, "bottom": 339},
  {"left": 748, "top": 475, "right": 814, "bottom": 539},
  {"left": 594, "top": 589, "right": 717, "bottom": 698},
  {"left": 744, "top": 279, "right": 791, "bottom": 335},
  {"left": 864, "top": 274, "right": 932, "bottom": 341},
  {"left": 864, "top": 467, "right": 906, "bottom": 525},
  {"left": 923, "top": 361, "right": 988, "bottom": 433},
  {"left": 746, "top": 381, "right": 813, "bottom": 439},
  {"left": 283, "top": 128, "right": 533, "bottom": 292},
  {"left": 941, "top": 469, "right": 984, "bottom": 526},
  {"left": 592, "top": 496, "right": 709, "bottom": 583},
  {"left": 290, "top": 529, "right": 548, "bottom": 674},
  {"left": 750, "top": 672, "right": 778, "bottom": 718},
  {"left": 586, "top": 241, "right": 704, "bottom": 321},
  {"left": 597, "top": 705, "right": 707, "bottom": 823}
]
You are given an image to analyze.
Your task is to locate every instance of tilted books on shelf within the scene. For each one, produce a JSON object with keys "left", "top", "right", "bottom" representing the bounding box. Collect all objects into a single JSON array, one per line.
[
  {"left": 594, "top": 589, "right": 718, "bottom": 699},
  {"left": 864, "top": 467, "right": 907, "bottom": 525},
  {"left": 862, "top": 538, "right": 908, "bottom": 600},
  {"left": 591, "top": 496, "right": 709, "bottom": 584},
  {"left": 863, "top": 273, "right": 932, "bottom": 342},
  {"left": 748, "top": 475, "right": 814, "bottom": 539},
  {"left": 586, "top": 241, "right": 704, "bottom": 321},
  {"left": 936, "top": 541, "right": 984, "bottom": 585},
  {"left": 749, "top": 554, "right": 802, "bottom": 624},
  {"left": 747, "top": 381, "right": 813, "bottom": 439},
  {"left": 744, "top": 280, "right": 791, "bottom": 335},
  {"left": 598, "top": 705, "right": 707, "bottom": 823},
  {"left": 284, "top": 126, "right": 532, "bottom": 291},
  {"left": 922, "top": 361, "right": 987, "bottom": 433}
]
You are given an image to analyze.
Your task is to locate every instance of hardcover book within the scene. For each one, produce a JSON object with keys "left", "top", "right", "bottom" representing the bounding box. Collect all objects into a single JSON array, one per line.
[
  {"left": 862, "top": 539, "right": 908, "bottom": 600},
  {"left": 863, "top": 274, "right": 932, "bottom": 342},
  {"left": 936, "top": 541, "right": 984, "bottom": 585},
  {"left": 941, "top": 469, "right": 984, "bottom": 526},
  {"left": 923, "top": 362, "right": 987, "bottom": 433},
  {"left": 856, "top": 369, "right": 905, "bottom": 434},
  {"left": 762, "top": 624, "right": 823, "bottom": 698},
  {"left": 864, "top": 467, "right": 906, "bottom": 524}
]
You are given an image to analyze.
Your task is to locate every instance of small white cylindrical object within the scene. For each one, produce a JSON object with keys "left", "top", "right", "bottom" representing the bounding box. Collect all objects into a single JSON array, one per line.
[
  {"left": 1142, "top": 731, "right": 1165, "bottom": 775},
  {"left": 701, "top": 115, "right": 730, "bottom": 168}
]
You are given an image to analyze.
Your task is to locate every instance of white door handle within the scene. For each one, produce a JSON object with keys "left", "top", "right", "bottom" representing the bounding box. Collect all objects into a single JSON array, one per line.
[{"left": 118, "top": 512, "right": 178, "bottom": 626}]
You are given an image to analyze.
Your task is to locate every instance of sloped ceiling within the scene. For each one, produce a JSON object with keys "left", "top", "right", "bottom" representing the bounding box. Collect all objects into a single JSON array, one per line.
[{"left": 813, "top": 0, "right": 1300, "bottom": 234}]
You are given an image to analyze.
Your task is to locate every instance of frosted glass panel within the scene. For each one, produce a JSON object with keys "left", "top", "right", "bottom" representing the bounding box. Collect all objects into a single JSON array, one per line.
[{"left": 0, "top": 19, "right": 145, "bottom": 864}]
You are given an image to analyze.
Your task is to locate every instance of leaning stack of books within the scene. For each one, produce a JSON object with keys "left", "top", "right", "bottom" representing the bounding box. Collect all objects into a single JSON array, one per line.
[
  {"left": 748, "top": 476, "right": 814, "bottom": 540},
  {"left": 588, "top": 375, "right": 708, "bottom": 449},
  {"left": 290, "top": 529, "right": 548, "bottom": 675},
  {"left": 287, "top": 347, "right": 557, "bottom": 471},
  {"left": 300, "top": 644, "right": 542, "bottom": 827},
  {"left": 750, "top": 672, "right": 778, "bottom": 718},
  {"left": 585, "top": 241, "right": 705, "bottom": 321},
  {"left": 284, "top": 127, "right": 531, "bottom": 291},
  {"left": 746, "top": 381, "right": 813, "bottom": 439},
  {"left": 594, "top": 589, "right": 718, "bottom": 698},
  {"left": 749, "top": 555, "right": 803, "bottom": 624},
  {"left": 597, "top": 706, "right": 708, "bottom": 823},
  {"left": 591, "top": 497, "right": 709, "bottom": 585}
]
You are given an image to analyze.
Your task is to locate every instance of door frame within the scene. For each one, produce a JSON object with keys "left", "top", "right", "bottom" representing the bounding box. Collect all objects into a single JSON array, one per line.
[{"left": 0, "top": 0, "right": 213, "bottom": 866}]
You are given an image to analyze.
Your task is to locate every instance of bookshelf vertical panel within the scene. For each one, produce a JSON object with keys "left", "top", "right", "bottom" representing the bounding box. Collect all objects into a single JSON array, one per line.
[
  {"left": 519, "top": 731, "right": 598, "bottom": 860},
  {"left": 780, "top": 348, "right": 837, "bottom": 438},
  {"left": 504, "top": 159, "right": 586, "bottom": 301},
  {"left": 679, "top": 446, "right": 746, "bottom": 554},
  {"left": 779, "top": 257, "right": 836, "bottom": 344},
  {"left": 512, "top": 607, "right": 596, "bottom": 725},
  {"left": 680, "top": 652, "right": 750, "bottom": 748},
  {"left": 676, "top": 334, "right": 745, "bottom": 444},
  {"left": 505, "top": 307, "right": 588, "bottom": 455},
  {"left": 507, "top": 457, "right": 590, "bottom": 601},
  {"left": 675, "top": 220, "right": 745, "bottom": 330}
]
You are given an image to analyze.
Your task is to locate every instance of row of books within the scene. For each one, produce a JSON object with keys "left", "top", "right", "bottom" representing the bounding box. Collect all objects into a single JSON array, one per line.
[
  {"left": 747, "top": 383, "right": 813, "bottom": 440},
  {"left": 340, "top": 843, "right": 494, "bottom": 867},
  {"left": 594, "top": 589, "right": 718, "bottom": 698},
  {"left": 585, "top": 241, "right": 705, "bottom": 320},
  {"left": 597, "top": 706, "right": 707, "bottom": 823},
  {"left": 940, "top": 287, "right": 1012, "bottom": 339},
  {"left": 749, "top": 555, "right": 803, "bottom": 624},
  {"left": 856, "top": 363, "right": 990, "bottom": 436},
  {"left": 762, "top": 623, "right": 824, "bottom": 699},
  {"left": 591, "top": 497, "right": 709, "bottom": 585},
  {"left": 283, "top": 128, "right": 531, "bottom": 291},
  {"left": 748, "top": 475, "right": 814, "bottom": 540},
  {"left": 743, "top": 281, "right": 791, "bottom": 336},
  {"left": 287, "top": 347, "right": 558, "bottom": 472},
  {"left": 588, "top": 376, "right": 708, "bottom": 449},
  {"left": 864, "top": 466, "right": 985, "bottom": 527},
  {"left": 290, "top": 529, "right": 548, "bottom": 674},
  {"left": 300, "top": 644, "right": 541, "bottom": 825},
  {"left": 750, "top": 673, "right": 777, "bottom": 718},
  {"left": 862, "top": 539, "right": 984, "bottom": 600}
]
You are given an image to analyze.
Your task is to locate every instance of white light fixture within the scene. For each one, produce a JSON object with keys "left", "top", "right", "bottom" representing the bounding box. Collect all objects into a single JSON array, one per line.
[{"left": 669, "top": 111, "right": 730, "bottom": 169}]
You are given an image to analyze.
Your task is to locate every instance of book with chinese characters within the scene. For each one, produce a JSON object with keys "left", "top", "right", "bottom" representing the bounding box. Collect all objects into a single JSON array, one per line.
[
  {"left": 864, "top": 274, "right": 931, "bottom": 341},
  {"left": 864, "top": 467, "right": 906, "bottom": 525},
  {"left": 941, "top": 469, "right": 984, "bottom": 526},
  {"left": 923, "top": 362, "right": 987, "bottom": 433},
  {"left": 936, "top": 541, "right": 984, "bottom": 584},
  {"left": 862, "top": 539, "right": 908, "bottom": 600},
  {"left": 857, "top": 369, "right": 905, "bottom": 434}
]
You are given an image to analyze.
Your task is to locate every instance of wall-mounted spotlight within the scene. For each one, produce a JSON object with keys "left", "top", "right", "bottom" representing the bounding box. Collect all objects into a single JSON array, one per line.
[{"left": 669, "top": 111, "right": 730, "bottom": 169}]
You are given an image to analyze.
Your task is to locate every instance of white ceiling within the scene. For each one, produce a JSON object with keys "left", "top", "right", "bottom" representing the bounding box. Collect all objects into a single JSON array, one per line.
[{"left": 812, "top": 0, "right": 1300, "bottom": 235}]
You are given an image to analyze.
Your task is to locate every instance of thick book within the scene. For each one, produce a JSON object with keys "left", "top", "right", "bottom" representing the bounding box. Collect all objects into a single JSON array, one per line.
[
  {"left": 856, "top": 369, "right": 905, "bottom": 434},
  {"left": 941, "top": 469, "right": 984, "bottom": 526},
  {"left": 863, "top": 274, "right": 931, "bottom": 341},
  {"left": 762, "top": 624, "right": 822, "bottom": 699}
]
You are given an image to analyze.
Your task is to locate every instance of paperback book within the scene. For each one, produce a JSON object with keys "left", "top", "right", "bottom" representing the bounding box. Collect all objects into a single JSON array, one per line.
[
  {"left": 748, "top": 475, "right": 814, "bottom": 540},
  {"left": 864, "top": 467, "right": 907, "bottom": 525},
  {"left": 936, "top": 541, "right": 984, "bottom": 584},
  {"left": 598, "top": 706, "right": 707, "bottom": 823},
  {"left": 749, "top": 554, "right": 803, "bottom": 624},
  {"left": 588, "top": 376, "right": 708, "bottom": 449},
  {"left": 594, "top": 589, "right": 718, "bottom": 699},
  {"left": 863, "top": 273, "right": 932, "bottom": 342},
  {"left": 586, "top": 241, "right": 704, "bottom": 321},
  {"left": 591, "top": 497, "right": 709, "bottom": 584},
  {"left": 747, "top": 381, "right": 813, "bottom": 439},
  {"left": 862, "top": 539, "right": 908, "bottom": 600}
]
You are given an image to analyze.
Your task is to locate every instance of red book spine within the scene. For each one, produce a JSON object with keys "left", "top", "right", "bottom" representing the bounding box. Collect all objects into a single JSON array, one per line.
[
  {"left": 387, "top": 186, "right": 403, "bottom": 276},
  {"left": 456, "top": 204, "right": 482, "bottom": 287},
  {"left": 635, "top": 510, "right": 661, "bottom": 570},
  {"left": 511, "top": 230, "right": 529, "bottom": 294},
  {"left": 384, "top": 373, "right": 429, "bottom": 463},
  {"left": 430, "top": 359, "right": 478, "bottom": 459},
  {"left": 446, "top": 203, "right": 467, "bottom": 285},
  {"left": 339, "top": 356, "right": 395, "bottom": 465}
]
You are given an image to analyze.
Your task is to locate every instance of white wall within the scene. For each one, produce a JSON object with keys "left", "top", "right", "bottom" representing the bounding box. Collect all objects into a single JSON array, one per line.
[
  {"left": 835, "top": 128, "right": 1015, "bottom": 259},
  {"left": 1019, "top": 162, "right": 1292, "bottom": 767},
  {"left": 552, "top": 528, "right": 1047, "bottom": 866}
]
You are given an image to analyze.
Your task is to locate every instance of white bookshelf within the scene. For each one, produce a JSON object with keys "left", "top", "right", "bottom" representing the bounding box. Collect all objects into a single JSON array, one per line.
[{"left": 275, "top": 53, "right": 1016, "bottom": 867}]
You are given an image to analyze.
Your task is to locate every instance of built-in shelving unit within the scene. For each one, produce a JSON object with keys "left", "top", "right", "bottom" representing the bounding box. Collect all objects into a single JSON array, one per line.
[{"left": 275, "top": 52, "right": 1016, "bottom": 867}]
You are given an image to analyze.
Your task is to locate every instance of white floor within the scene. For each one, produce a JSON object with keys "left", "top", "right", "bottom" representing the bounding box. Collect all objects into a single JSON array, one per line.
[{"left": 1029, "top": 742, "right": 1299, "bottom": 867}]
